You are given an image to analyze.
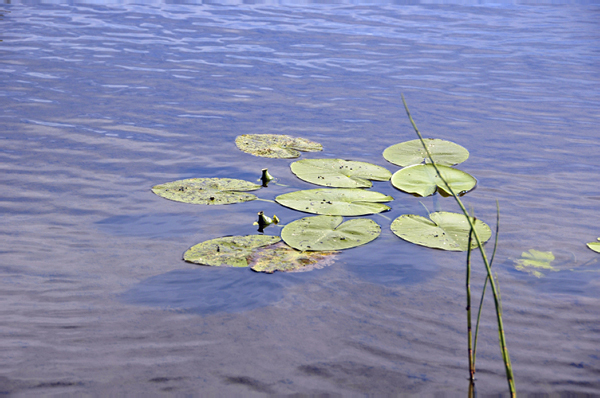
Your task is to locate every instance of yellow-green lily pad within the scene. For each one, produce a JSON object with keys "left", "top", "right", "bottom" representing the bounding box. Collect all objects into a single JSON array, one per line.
[
  {"left": 391, "top": 211, "right": 491, "bottom": 251},
  {"left": 281, "top": 215, "right": 381, "bottom": 251},
  {"left": 586, "top": 238, "right": 600, "bottom": 253},
  {"left": 249, "top": 242, "right": 338, "bottom": 273},
  {"left": 183, "top": 235, "right": 281, "bottom": 267},
  {"left": 290, "top": 158, "right": 391, "bottom": 188},
  {"left": 391, "top": 164, "right": 477, "bottom": 197},
  {"left": 514, "top": 249, "right": 556, "bottom": 278},
  {"left": 275, "top": 188, "right": 393, "bottom": 216},
  {"left": 235, "top": 134, "right": 323, "bottom": 158},
  {"left": 152, "top": 178, "right": 261, "bottom": 205},
  {"left": 383, "top": 138, "right": 469, "bottom": 167}
]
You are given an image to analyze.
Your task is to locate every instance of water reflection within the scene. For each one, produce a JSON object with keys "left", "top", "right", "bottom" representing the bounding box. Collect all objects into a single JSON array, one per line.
[{"left": 121, "top": 266, "right": 316, "bottom": 314}]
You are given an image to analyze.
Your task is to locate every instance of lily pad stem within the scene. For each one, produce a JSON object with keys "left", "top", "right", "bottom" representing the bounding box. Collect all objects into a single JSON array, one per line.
[{"left": 255, "top": 198, "right": 276, "bottom": 203}]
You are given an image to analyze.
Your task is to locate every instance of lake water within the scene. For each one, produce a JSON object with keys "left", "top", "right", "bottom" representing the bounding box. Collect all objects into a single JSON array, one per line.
[{"left": 2, "top": 2, "right": 600, "bottom": 396}]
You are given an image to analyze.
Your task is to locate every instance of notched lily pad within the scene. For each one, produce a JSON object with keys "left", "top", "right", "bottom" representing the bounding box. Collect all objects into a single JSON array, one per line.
[
  {"left": 183, "top": 235, "right": 281, "bottom": 267},
  {"left": 152, "top": 178, "right": 261, "bottom": 205},
  {"left": 391, "top": 164, "right": 477, "bottom": 197},
  {"left": 290, "top": 159, "right": 391, "bottom": 188},
  {"left": 383, "top": 138, "right": 469, "bottom": 167},
  {"left": 275, "top": 188, "right": 393, "bottom": 216},
  {"left": 249, "top": 242, "right": 338, "bottom": 273},
  {"left": 390, "top": 211, "right": 492, "bottom": 251},
  {"left": 236, "top": 134, "right": 323, "bottom": 158},
  {"left": 514, "top": 249, "right": 555, "bottom": 278},
  {"left": 281, "top": 215, "right": 381, "bottom": 251},
  {"left": 586, "top": 238, "right": 600, "bottom": 253}
]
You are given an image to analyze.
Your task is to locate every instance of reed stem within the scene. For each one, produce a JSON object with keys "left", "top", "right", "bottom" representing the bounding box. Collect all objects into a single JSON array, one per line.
[
  {"left": 466, "top": 226, "right": 475, "bottom": 383},
  {"left": 401, "top": 95, "right": 515, "bottom": 397},
  {"left": 473, "top": 201, "right": 501, "bottom": 369}
]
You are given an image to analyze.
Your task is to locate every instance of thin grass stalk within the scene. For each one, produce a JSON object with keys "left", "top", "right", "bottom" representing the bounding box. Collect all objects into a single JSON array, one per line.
[
  {"left": 473, "top": 200, "right": 501, "bottom": 370},
  {"left": 401, "top": 95, "right": 516, "bottom": 396},
  {"left": 466, "top": 226, "right": 475, "bottom": 383}
]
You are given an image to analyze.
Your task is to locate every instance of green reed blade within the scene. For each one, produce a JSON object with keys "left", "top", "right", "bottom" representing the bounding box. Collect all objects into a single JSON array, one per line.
[{"left": 401, "top": 95, "right": 515, "bottom": 397}]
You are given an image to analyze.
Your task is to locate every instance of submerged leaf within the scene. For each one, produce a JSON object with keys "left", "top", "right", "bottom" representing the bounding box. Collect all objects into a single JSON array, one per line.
[
  {"left": 514, "top": 249, "right": 556, "bottom": 278},
  {"left": 586, "top": 238, "right": 600, "bottom": 253},
  {"left": 390, "top": 211, "right": 492, "bottom": 251},
  {"left": 183, "top": 235, "right": 281, "bottom": 267},
  {"left": 275, "top": 188, "right": 393, "bottom": 216},
  {"left": 383, "top": 138, "right": 469, "bottom": 167},
  {"left": 249, "top": 242, "right": 338, "bottom": 273},
  {"left": 281, "top": 215, "right": 381, "bottom": 251},
  {"left": 152, "top": 178, "right": 261, "bottom": 205},
  {"left": 391, "top": 164, "right": 477, "bottom": 197},
  {"left": 290, "top": 158, "right": 391, "bottom": 188},
  {"left": 236, "top": 134, "right": 323, "bottom": 158}
]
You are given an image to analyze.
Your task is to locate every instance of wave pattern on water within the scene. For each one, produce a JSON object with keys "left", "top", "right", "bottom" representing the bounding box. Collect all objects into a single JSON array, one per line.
[{"left": 1, "top": 3, "right": 600, "bottom": 396}]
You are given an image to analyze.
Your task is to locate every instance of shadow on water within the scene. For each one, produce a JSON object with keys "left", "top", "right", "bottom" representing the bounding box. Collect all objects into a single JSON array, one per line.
[
  {"left": 121, "top": 266, "right": 319, "bottom": 315},
  {"left": 345, "top": 259, "right": 435, "bottom": 287},
  {"left": 341, "top": 242, "right": 438, "bottom": 287}
]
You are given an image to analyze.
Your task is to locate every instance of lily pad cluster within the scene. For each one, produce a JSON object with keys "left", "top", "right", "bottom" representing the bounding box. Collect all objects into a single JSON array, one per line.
[
  {"left": 151, "top": 132, "right": 493, "bottom": 273},
  {"left": 385, "top": 139, "right": 476, "bottom": 197}
]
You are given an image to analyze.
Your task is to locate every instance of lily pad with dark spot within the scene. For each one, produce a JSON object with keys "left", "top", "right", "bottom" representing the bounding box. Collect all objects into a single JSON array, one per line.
[
  {"left": 184, "top": 235, "right": 281, "bottom": 267},
  {"left": 275, "top": 188, "right": 393, "bottom": 216},
  {"left": 290, "top": 158, "right": 391, "bottom": 188},
  {"left": 152, "top": 178, "right": 261, "bottom": 205},
  {"left": 391, "top": 211, "right": 491, "bottom": 251},
  {"left": 281, "top": 215, "right": 381, "bottom": 251},
  {"left": 249, "top": 242, "right": 338, "bottom": 273},
  {"left": 235, "top": 134, "right": 323, "bottom": 158}
]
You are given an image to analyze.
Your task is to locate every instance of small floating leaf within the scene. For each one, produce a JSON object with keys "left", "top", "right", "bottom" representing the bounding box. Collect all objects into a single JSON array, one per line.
[
  {"left": 586, "top": 238, "right": 600, "bottom": 253},
  {"left": 514, "top": 249, "right": 556, "bottom": 278},
  {"left": 383, "top": 138, "right": 469, "bottom": 167},
  {"left": 152, "top": 178, "right": 261, "bottom": 205},
  {"left": 183, "top": 235, "right": 281, "bottom": 267},
  {"left": 391, "top": 164, "right": 477, "bottom": 197},
  {"left": 275, "top": 188, "right": 393, "bottom": 216},
  {"left": 390, "top": 211, "right": 491, "bottom": 251},
  {"left": 250, "top": 242, "right": 338, "bottom": 273},
  {"left": 290, "top": 158, "right": 391, "bottom": 188},
  {"left": 281, "top": 215, "right": 381, "bottom": 251},
  {"left": 236, "top": 134, "right": 323, "bottom": 158}
]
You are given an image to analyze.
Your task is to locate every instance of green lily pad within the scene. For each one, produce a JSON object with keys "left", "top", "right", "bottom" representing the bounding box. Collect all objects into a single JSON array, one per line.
[
  {"left": 249, "top": 242, "right": 338, "bottom": 273},
  {"left": 152, "top": 178, "right": 261, "bottom": 205},
  {"left": 587, "top": 238, "right": 600, "bottom": 253},
  {"left": 290, "top": 159, "right": 391, "bottom": 188},
  {"left": 514, "top": 249, "right": 556, "bottom": 278},
  {"left": 391, "top": 164, "right": 477, "bottom": 197},
  {"left": 390, "top": 211, "right": 492, "bottom": 251},
  {"left": 383, "top": 138, "right": 469, "bottom": 167},
  {"left": 275, "top": 188, "right": 393, "bottom": 216},
  {"left": 183, "top": 235, "right": 281, "bottom": 267},
  {"left": 281, "top": 215, "right": 381, "bottom": 251},
  {"left": 235, "top": 134, "right": 323, "bottom": 158}
]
